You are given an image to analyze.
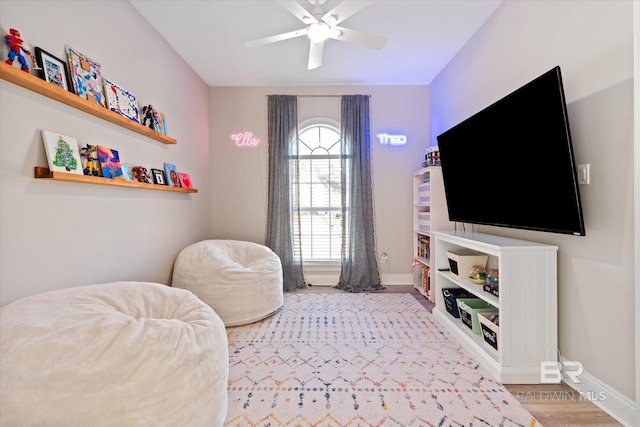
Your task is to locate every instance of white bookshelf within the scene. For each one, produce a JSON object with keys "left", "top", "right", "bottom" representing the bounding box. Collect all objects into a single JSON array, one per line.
[{"left": 412, "top": 167, "right": 452, "bottom": 302}]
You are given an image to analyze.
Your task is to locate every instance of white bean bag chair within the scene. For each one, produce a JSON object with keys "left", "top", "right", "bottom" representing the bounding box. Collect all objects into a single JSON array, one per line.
[
  {"left": 172, "top": 240, "right": 284, "bottom": 327},
  {"left": 0, "top": 281, "right": 229, "bottom": 427}
]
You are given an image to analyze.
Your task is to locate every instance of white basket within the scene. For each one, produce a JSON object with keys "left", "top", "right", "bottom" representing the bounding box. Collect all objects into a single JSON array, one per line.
[{"left": 418, "top": 183, "right": 430, "bottom": 204}]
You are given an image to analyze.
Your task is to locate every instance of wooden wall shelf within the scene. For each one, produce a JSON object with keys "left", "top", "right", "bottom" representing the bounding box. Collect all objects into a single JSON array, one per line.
[
  {"left": 0, "top": 62, "right": 177, "bottom": 145},
  {"left": 34, "top": 167, "right": 197, "bottom": 193}
]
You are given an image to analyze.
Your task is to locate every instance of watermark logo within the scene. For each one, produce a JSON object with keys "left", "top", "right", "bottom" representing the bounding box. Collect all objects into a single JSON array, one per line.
[
  {"left": 540, "top": 360, "right": 584, "bottom": 384},
  {"left": 526, "top": 360, "right": 607, "bottom": 402}
]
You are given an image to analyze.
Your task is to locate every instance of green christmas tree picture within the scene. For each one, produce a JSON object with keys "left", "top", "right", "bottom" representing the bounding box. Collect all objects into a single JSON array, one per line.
[{"left": 52, "top": 135, "right": 78, "bottom": 172}]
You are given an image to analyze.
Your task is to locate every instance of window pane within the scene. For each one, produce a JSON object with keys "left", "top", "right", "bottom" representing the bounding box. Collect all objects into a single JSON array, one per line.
[
  {"left": 295, "top": 210, "right": 342, "bottom": 260},
  {"left": 294, "top": 124, "right": 345, "bottom": 261}
]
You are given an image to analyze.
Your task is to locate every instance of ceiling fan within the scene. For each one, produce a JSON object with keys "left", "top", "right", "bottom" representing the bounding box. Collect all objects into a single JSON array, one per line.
[{"left": 245, "top": 0, "right": 387, "bottom": 70}]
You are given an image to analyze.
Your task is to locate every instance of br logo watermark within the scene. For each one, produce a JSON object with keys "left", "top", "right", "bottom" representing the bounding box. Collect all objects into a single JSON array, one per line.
[{"left": 540, "top": 360, "right": 583, "bottom": 384}]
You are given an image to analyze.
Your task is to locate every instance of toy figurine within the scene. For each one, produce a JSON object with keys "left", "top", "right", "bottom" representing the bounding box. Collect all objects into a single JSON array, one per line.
[
  {"left": 141, "top": 104, "right": 158, "bottom": 129},
  {"left": 131, "top": 165, "right": 151, "bottom": 183},
  {"left": 4, "top": 28, "right": 35, "bottom": 72}
]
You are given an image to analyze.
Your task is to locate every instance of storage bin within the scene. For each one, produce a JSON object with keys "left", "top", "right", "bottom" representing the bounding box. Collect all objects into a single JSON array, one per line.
[
  {"left": 446, "top": 250, "right": 488, "bottom": 280},
  {"left": 418, "top": 183, "right": 430, "bottom": 204},
  {"left": 457, "top": 298, "right": 498, "bottom": 334},
  {"left": 417, "top": 212, "right": 430, "bottom": 233},
  {"left": 442, "top": 288, "right": 474, "bottom": 318},
  {"left": 478, "top": 311, "right": 500, "bottom": 353}
]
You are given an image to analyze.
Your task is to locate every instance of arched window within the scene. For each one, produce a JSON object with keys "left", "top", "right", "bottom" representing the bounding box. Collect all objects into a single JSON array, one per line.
[{"left": 292, "top": 120, "right": 344, "bottom": 262}]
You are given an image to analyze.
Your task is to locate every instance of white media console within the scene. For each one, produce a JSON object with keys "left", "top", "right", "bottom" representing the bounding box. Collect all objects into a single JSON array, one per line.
[{"left": 433, "top": 231, "right": 558, "bottom": 384}]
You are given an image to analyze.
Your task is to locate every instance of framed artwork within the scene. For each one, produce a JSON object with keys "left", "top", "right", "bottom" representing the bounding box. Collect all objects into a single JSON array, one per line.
[
  {"left": 97, "top": 145, "right": 123, "bottom": 179},
  {"left": 41, "top": 130, "right": 84, "bottom": 175},
  {"left": 34, "top": 47, "right": 74, "bottom": 93},
  {"left": 178, "top": 172, "right": 192, "bottom": 189},
  {"left": 79, "top": 144, "right": 102, "bottom": 176},
  {"left": 104, "top": 78, "right": 140, "bottom": 123},
  {"left": 65, "top": 45, "right": 105, "bottom": 108},
  {"left": 151, "top": 168, "right": 167, "bottom": 185},
  {"left": 163, "top": 163, "right": 181, "bottom": 187}
]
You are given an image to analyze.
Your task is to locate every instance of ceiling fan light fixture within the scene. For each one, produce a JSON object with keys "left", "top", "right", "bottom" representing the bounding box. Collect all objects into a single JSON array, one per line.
[
  {"left": 248, "top": 0, "right": 387, "bottom": 69},
  {"left": 308, "top": 22, "right": 330, "bottom": 43}
]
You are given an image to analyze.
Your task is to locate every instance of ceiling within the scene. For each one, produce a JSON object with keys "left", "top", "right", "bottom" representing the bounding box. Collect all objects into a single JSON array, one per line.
[{"left": 129, "top": 0, "right": 502, "bottom": 87}]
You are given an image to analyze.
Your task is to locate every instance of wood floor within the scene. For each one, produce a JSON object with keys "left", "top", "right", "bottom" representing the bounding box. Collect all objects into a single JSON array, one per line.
[{"left": 298, "top": 284, "right": 623, "bottom": 427}]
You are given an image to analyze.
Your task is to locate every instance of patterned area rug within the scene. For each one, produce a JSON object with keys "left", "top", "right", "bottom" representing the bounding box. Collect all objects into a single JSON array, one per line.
[{"left": 225, "top": 293, "right": 540, "bottom": 426}]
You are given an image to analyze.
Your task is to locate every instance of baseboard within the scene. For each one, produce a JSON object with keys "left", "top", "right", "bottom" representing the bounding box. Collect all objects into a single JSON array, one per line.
[
  {"left": 303, "top": 273, "right": 413, "bottom": 287},
  {"left": 561, "top": 356, "right": 638, "bottom": 426},
  {"left": 380, "top": 273, "right": 412, "bottom": 285}
]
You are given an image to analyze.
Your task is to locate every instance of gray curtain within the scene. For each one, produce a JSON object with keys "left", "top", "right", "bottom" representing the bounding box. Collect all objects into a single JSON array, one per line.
[
  {"left": 266, "top": 95, "right": 307, "bottom": 291},
  {"left": 335, "top": 95, "right": 382, "bottom": 292}
]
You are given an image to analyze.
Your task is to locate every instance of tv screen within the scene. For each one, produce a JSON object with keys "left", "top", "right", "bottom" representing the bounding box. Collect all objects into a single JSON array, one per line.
[{"left": 436, "top": 66, "right": 585, "bottom": 236}]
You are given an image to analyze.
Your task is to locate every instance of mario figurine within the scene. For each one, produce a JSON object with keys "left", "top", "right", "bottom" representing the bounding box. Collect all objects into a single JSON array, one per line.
[{"left": 5, "top": 28, "right": 34, "bottom": 72}]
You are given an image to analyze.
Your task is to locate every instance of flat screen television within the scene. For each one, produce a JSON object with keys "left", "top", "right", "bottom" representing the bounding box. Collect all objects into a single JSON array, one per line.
[{"left": 436, "top": 66, "right": 586, "bottom": 236}]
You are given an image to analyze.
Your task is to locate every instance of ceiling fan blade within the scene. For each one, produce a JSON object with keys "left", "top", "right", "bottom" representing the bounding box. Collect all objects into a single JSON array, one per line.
[
  {"left": 321, "top": 0, "right": 372, "bottom": 25},
  {"left": 308, "top": 40, "right": 324, "bottom": 70},
  {"left": 277, "top": 0, "right": 318, "bottom": 24},
  {"left": 245, "top": 28, "right": 308, "bottom": 48},
  {"left": 330, "top": 26, "right": 387, "bottom": 50}
]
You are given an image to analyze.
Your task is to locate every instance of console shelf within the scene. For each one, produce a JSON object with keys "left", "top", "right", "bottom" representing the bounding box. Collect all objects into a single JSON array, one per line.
[
  {"left": 34, "top": 167, "right": 197, "bottom": 193},
  {"left": 0, "top": 62, "right": 176, "bottom": 145},
  {"left": 433, "top": 231, "right": 558, "bottom": 384}
]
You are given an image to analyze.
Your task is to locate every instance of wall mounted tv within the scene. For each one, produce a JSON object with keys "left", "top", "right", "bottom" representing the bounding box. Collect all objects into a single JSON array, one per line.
[{"left": 436, "top": 66, "right": 585, "bottom": 236}]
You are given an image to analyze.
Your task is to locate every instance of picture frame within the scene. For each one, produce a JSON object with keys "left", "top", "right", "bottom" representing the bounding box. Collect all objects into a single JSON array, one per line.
[
  {"left": 34, "top": 47, "right": 74, "bottom": 94},
  {"left": 104, "top": 78, "right": 140, "bottom": 123},
  {"left": 178, "top": 172, "right": 192, "bottom": 189},
  {"left": 41, "top": 130, "right": 84, "bottom": 175},
  {"left": 163, "top": 162, "right": 181, "bottom": 187},
  {"left": 65, "top": 45, "right": 106, "bottom": 108},
  {"left": 151, "top": 168, "right": 167, "bottom": 185}
]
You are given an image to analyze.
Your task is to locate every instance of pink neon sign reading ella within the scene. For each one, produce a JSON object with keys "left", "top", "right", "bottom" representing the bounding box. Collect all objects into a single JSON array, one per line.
[{"left": 231, "top": 131, "right": 261, "bottom": 147}]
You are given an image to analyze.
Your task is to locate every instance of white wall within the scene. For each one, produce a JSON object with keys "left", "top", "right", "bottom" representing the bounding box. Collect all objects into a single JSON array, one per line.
[
  {"left": 429, "top": 0, "right": 636, "bottom": 423},
  {"left": 209, "top": 85, "right": 430, "bottom": 284},
  {"left": 0, "top": 1, "right": 211, "bottom": 305}
]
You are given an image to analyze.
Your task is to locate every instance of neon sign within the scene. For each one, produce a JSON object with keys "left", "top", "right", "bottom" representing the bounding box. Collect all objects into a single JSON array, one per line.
[
  {"left": 377, "top": 132, "right": 407, "bottom": 146},
  {"left": 231, "top": 131, "right": 261, "bottom": 147}
]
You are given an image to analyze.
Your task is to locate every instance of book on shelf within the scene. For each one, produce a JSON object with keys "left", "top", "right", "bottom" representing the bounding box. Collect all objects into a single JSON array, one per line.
[
  {"left": 417, "top": 235, "right": 430, "bottom": 258},
  {"left": 178, "top": 172, "right": 192, "bottom": 189},
  {"left": 422, "top": 265, "right": 430, "bottom": 294},
  {"left": 164, "top": 163, "right": 181, "bottom": 187},
  {"left": 97, "top": 145, "right": 123, "bottom": 179}
]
